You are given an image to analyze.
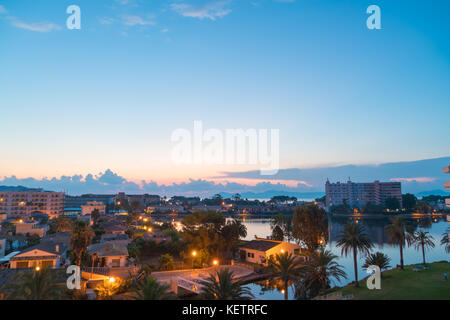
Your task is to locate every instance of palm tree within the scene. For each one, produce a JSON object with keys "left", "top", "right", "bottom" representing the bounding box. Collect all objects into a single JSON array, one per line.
[
  {"left": 220, "top": 219, "right": 247, "bottom": 259},
  {"left": 385, "top": 216, "right": 413, "bottom": 270},
  {"left": 441, "top": 228, "right": 450, "bottom": 254},
  {"left": 201, "top": 268, "right": 253, "bottom": 300},
  {"left": 269, "top": 252, "right": 303, "bottom": 299},
  {"left": 410, "top": 231, "right": 435, "bottom": 264},
  {"left": 4, "top": 267, "right": 64, "bottom": 300},
  {"left": 91, "top": 209, "right": 101, "bottom": 226},
  {"left": 70, "top": 220, "right": 95, "bottom": 266},
  {"left": 297, "top": 249, "right": 346, "bottom": 298},
  {"left": 362, "top": 252, "right": 391, "bottom": 277},
  {"left": 336, "top": 223, "right": 373, "bottom": 287},
  {"left": 134, "top": 277, "right": 176, "bottom": 300}
]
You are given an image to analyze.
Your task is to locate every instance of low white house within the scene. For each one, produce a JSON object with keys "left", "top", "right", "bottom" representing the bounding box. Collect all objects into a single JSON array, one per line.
[
  {"left": 9, "top": 234, "right": 70, "bottom": 269},
  {"left": 88, "top": 240, "right": 129, "bottom": 268},
  {"left": 239, "top": 238, "right": 305, "bottom": 265},
  {"left": 14, "top": 220, "right": 48, "bottom": 238}
]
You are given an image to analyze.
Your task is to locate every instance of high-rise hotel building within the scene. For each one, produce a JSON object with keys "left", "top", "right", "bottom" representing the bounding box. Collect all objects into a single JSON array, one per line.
[
  {"left": 0, "top": 189, "right": 64, "bottom": 218},
  {"left": 325, "top": 179, "right": 402, "bottom": 208}
]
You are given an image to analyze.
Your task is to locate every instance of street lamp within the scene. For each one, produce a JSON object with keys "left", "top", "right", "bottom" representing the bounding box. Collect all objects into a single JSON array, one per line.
[
  {"left": 192, "top": 250, "right": 197, "bottom": 268},
  {"left": 35, "top": 266, "right": 40, "bottom": 271},
  {"left": 109, "top": 277, "right": 115, "bottom": 283}
]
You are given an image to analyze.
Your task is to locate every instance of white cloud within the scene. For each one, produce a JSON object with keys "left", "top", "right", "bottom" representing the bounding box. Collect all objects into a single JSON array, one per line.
[
  {"left": 121, "top": 14, "right": 156, "bottom": 26},
  {"left": 10, "top": 18, "right": 61, "bottom": 32},
  {"left": 0, "top": 5, "right": 7, "bottom": 14},
  {"left": 171, "top": 1, "right": 232, "bottom": 20},
  {"left": 99, "top": 17, "right": 116, "bottom": 25}
]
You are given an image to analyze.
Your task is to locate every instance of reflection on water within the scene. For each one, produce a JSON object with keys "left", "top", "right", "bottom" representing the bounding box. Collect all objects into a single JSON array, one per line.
[{"left": 237, "top": 214, "right": 449, "bottom": 300}]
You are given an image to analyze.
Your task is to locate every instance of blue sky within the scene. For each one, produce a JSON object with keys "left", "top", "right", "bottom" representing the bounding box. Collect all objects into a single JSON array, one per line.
[{"left": 0, "top": 0, "right": 449, "bottom": 194}]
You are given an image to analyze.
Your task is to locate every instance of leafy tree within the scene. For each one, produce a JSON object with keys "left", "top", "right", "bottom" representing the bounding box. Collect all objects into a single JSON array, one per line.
[
  {"left": 159, "top": 253, "right": 174, "bottom": 271},
  {"left": 201, "top": 268, "right": 253, "bottom": 300},
  {"left": 330, "top": 203, "right": 352, "bottom": 214},
  {"left": 385, "top": 197, "right": 400, "bottom": 210},
  {"left": 70, "top": 220, "right": 95, "bottom": 266},
  {"left": 410, "top": 231, "right": 435, "bottom": 264},
  {"left": 3, "top": 267, "right": 65, "bottom": 300},
  {"left": 362, "top": 252, "right": 391, "bottom": 277},
  {"left": 336, "top": 223, "right": 373, "bottom": 286},
  {"left": 292, "top": 204, "right": 329, "bottom": 253},
  {"left": 385, "top": 216, "right": 413, "bottom": 270},
  {"left": 402, "top": 193, "right": 417, "bottom": 212},
  {"left": 415, "top": 201, "right": 432, "bottom": 214},
  {"left": 269, "top": 252, "right": 303, "bottom": 300},
  {"left": 360, "top": 202, "right": 385, "bottom": 214},
  {"left": 49, "top": 216, "right": 72, "bottom": 233},
  {"left": 295, "top": 249, "right": 346, "bottom": 300},
  {"left": 181, "top": 210, "right": 225, "bottom": 259}
]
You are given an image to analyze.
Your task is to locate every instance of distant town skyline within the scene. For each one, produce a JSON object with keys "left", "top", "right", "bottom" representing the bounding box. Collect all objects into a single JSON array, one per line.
[
  {"left": 1, "top": 156, "right": 449, "bottom": 197},
  {"left": 1, "top": 1, "right": 449, "bottom": 191}
]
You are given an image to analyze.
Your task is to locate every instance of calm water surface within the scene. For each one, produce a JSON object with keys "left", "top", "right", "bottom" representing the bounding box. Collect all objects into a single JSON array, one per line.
[{"left": 236, "top": 215, "right": 450, "bottom": 300}]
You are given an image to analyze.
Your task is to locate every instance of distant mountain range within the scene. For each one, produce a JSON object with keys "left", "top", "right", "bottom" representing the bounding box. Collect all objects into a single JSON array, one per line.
[
  {"left": 219, "top": 191, "right": 325, "bottom": 200},
  {"left": 0, "top": 186, "right": 44, "bottom": 192}
]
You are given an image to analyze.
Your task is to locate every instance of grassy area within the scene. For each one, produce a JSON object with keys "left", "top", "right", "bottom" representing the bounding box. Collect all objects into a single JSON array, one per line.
[{"left": 335, "top": 261, "right": 450, "bottom": 300}]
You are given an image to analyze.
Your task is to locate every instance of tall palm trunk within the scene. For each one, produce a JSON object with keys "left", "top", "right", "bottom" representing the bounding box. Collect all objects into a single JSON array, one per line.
[
  {"left": 284, "top": 280, "right": 288, "bottom": 300},
  {"left": 353, "top": 247, "right": 358, "bottom": 287},
  {"left": 399, "top": 243, "right": 404, "bottom": 269},
  {"left": 421, "top": 243, "right": 426, "bottom": 264}
]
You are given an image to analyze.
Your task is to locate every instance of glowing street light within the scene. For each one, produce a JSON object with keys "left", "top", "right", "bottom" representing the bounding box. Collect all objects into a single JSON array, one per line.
[
  {"left": 213, "top": 259, "right": 218, "bottom": 266},
  {"left": 192, "top": 250, "right": 197, "bottom": 257},
  {"left": 35, "top": 266, "right": 40, "bottom": 271},
  {"left": 109, "top": 277, "right": 115, "bottom": 283},
  {"left": 280, "top": 249, "right": 285, "bottom": 253}
]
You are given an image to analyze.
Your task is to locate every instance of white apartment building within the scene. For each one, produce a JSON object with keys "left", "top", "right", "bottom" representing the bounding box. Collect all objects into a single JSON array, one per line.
[
  {"left": 81, "top": 201, "right": 106, "bottom": 215},
  {"left": 0, "top": 190, "right": 64, "bottom": 218},
  {"left": 325, "top": 179, "right": 402, "bottom": 208},
  {"left": 14, "top": 220, "right": 49, "bottom": 238}
]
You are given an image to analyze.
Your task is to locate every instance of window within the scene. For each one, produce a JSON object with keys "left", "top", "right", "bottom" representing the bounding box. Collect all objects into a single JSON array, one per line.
[
  {"left": 111, "top": 258, "right": 121, "bottom": 267},
  {"left": 42, "top": 260, "right": 53, "bottom": 268}
]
